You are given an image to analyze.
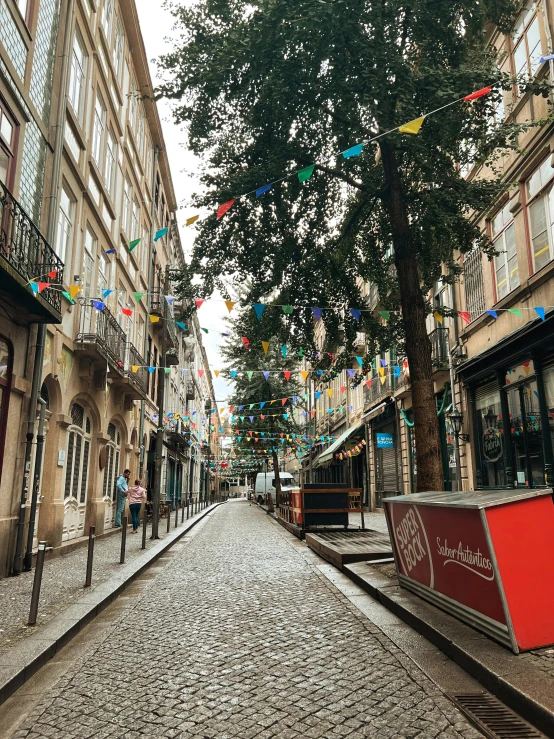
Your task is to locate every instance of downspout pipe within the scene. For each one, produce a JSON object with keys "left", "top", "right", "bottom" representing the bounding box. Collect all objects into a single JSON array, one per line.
[
  {"left": 139, "top": 146, "right": 160, "bottom": 478},
  {"left": 12, "top": 0, "right": 75, "bottom": 575},
  {"left": 24, "top": 397, "right": 47, "bottom": 570}
]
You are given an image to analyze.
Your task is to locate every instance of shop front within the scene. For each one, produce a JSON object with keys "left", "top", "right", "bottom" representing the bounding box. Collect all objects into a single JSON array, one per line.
[
  {"left": 368, "top": 402, "right": 402, "bottom": 508},
  {"left": 459, "top": 313, "right": 554, "bottom": 489}
]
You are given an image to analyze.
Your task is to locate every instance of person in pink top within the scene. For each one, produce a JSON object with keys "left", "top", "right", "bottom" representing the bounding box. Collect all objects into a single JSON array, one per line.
[{"left": 127, "top": 479, "right": 146, "bottom": 533}]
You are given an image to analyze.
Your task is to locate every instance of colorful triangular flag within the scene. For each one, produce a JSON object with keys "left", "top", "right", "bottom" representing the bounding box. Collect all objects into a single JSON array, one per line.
[
  {"left": 154, "top": 227, "right": 168, "bottom": 241},
  {"left": 217, "top": 200, "right": 235, "bottom": 219},
  {"left": 398, "top": 116, "right": 426, "bottom": 135},
  {"left": 342, "top": 143, "right": 364, "bottom": 159},
  {"left": 129, "top": 239, "right": 141, "bottom": 252},
  {"left": 186, "top": 215, "right": 199, "bottom": 227}
]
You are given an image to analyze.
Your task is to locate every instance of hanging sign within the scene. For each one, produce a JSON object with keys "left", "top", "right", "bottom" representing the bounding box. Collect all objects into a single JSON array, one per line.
[{"left": 376, "top": 432, "right": 394, "bottom": 449}]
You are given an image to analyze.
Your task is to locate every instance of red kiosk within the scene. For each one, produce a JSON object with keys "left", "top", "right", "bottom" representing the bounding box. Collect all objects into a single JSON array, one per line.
[{"left": 384, "top": 488, "right": 554, "bottom": 654}]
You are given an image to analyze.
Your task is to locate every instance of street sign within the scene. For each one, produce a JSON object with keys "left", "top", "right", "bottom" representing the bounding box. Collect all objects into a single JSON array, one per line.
[{"left": 376, "top": 432, "right": 394, "bottom": 449}]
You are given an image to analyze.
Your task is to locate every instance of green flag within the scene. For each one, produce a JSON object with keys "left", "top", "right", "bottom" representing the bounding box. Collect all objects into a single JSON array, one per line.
[
  {"left": 129, "top": 239, "right": 141, "bottom": 252},
  {"left": 508, "top": 308, "right": 523, "bottom": 318},
  {"left": 298, "top": 164, "right": 315, "bottom": 183},
  {"left": 164, "top": 368, "right": 171, "bottom": 375},
  {"left": 133, "top": 292, "right": 144, "bottom": 302},
  {"left": 378, "top": 310, "right": 390, "bottom": 320},
  {"left": 282, "top": 305, "right": 294, "bottom": 314}
]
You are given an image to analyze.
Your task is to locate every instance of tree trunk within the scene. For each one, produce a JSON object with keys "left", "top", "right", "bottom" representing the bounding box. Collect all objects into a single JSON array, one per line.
[
  {"left": 271, "top": 450, "right": 282, "bottom": 509},
  {"left": 379, "top": 141, "right": 443, "bottom": 492}
]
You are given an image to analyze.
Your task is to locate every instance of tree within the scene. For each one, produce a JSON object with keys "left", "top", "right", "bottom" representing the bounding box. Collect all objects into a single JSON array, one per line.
[
  {"left": 160, "top": 0, "right": 550, "bottom": 490},
  {"left": 220, "top": 306, "right": 306, "bottom": 500}
]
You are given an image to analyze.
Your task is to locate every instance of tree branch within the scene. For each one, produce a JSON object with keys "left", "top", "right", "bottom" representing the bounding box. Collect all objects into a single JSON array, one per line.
[{"left": 314, "top": 163, "right": 367, "bottom": 191}]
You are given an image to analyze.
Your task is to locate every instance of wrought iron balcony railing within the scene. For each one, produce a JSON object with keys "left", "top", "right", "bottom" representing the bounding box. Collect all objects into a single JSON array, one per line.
[
  {"left": 125, "top": 342, "right": 148, "bottom": 398},
  {"left": 76, "top": 301, "right": 126, "bottom": 371},
  {"left": 0, "top": 179, "right": 64, "bottom": 316},
  {"left": 430, "top": 327, "right": 449, "bottom": 367}
]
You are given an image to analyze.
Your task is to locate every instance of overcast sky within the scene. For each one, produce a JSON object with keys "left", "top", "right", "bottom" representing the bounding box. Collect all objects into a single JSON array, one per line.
[{"left": 135, "top": 0, "right": 232, "bottom": 404}]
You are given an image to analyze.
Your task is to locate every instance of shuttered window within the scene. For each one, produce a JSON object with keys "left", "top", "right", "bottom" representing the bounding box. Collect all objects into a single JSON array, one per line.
[{"left": 64, "top": 403, "right": 92, "bottom": 503}]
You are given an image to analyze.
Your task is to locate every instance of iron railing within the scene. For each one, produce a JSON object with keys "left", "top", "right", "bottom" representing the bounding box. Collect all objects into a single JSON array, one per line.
[
  {"left": 430, "top": 327, "right": 449, "bottom": 366},
  {"left": 125, "top": 342, "right": 148, "bottom": 397},
  {"left": 76, "top": 302, "right": 126, "bottom": 370},
  {"left": 0, "top": 179, "right": 64, "bottom": 314},
  {"left": 463, "top": 248, "right": 486, "bottom": 321}
]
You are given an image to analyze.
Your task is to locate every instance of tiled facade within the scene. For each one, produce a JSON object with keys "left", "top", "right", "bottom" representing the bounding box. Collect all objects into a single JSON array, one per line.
[{"left": 0, "top": 0, "right": 219, "bottom": 577}]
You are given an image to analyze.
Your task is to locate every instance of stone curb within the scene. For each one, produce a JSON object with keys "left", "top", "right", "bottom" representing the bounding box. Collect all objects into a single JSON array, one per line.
[
  {"left": 0, "top": 502, "right": 225, "bottom": 707},
  {"left": 342, "top": 561, "right": 554, "bottom": 737}
]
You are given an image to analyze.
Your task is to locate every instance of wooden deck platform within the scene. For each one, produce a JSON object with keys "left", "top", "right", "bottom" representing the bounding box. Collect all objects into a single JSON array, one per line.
[{"left": 305, "top": 530, "right": 393, "bottom": 570}]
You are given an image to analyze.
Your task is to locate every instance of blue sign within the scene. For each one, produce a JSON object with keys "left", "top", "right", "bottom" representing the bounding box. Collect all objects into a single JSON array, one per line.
[{"left": 376, "top": 432, "right": 394, "bottom": 449}]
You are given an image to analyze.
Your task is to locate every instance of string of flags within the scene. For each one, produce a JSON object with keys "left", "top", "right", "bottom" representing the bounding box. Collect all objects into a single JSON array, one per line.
[{"left": 181, "top": 85, "right": 495, "bottom": 225}]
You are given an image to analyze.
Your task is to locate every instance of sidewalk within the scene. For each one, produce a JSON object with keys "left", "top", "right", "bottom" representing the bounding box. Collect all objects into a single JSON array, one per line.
[{"left": 0, "top": 502, "right": 222, "bottom": 704}]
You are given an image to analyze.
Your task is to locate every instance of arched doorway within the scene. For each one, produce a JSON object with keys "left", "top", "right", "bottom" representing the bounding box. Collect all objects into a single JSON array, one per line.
[
  {"left": 103, "top": 421, "right": 121, "bottom": 529},
  {"left": 62, "top": 402, "right": 92, "bottom": 541}
]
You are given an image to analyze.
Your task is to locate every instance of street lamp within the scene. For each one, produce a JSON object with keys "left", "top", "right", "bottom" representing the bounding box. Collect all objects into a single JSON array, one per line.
[{"left": 449, "top": 407, "right": 462, "bottom": 435}]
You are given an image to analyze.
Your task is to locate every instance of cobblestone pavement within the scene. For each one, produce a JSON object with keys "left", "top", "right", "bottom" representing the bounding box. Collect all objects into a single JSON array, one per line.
[
  {"left": 11, "top": 502, "right": 480, "bottom": 739},
  {"left": 0, "top": 505, "right": 205, "bottom": 654}
]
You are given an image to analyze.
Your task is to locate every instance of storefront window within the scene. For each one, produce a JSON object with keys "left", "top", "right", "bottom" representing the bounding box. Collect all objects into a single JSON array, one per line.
[
  {"left": 0, "top": 338, "right": 12, "bottom": 485},
  {"left": 543, "top": 364, "right": 554, "bottom": 468},
  {"left": 476, "top": 385, "right": 507, "bottom": 487},
  {"left": 507, "top": 378, "right": 544, "bottom": 486}
]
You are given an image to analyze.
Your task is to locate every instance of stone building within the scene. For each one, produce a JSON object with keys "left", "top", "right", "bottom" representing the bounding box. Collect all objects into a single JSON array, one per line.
[{"left": 0, "top": 0, "right": 218, "bottom": 578}]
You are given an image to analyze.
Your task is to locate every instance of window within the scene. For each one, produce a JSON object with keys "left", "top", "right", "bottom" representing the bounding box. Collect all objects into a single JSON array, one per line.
[
  {"left": 0, "top": 102, "right": 17, "bottom": 187},
  {"left": 0, "top": 338, "right": 12, "bottom": 486},
  {"left": 117, "top": 281, "right": 125, "bottom": 328},
  {"left": 16, "top": 0, "right": 29, "bottom": 23},
  {"left": 136, "top": 106, "right": 145, "bottom": 159},
  {"left": 63, "top": 403, "right": 92, "bottom": 505},
  {"left": 129, "top": 74, "right": 137, "bottom": 130},
  {"left": 512, "top": 4, "right": 542, "bottom": 79},
  {"left": 83, "top": 226, "right": 97, "bottom": 293},
  {"left": 97, "top": 253, "right": 113, "bottom": 306},
  {"left": 141, "top": 223, "right": 149, "bottom": 275},
  {"left": 112, "top": 16, "right": 124, "bottom": 83},
  {"left": 101, "top": 0, "right": 113, "bottom": 41},
  {"left": 68, "top": 33, "right": 87, "bottom": 120},
  {"left": 56, "top": 185, "right": 75, "bottom": 277},
  {"left": 492, "top": 203, "right": 519, "bottom": 300},
  {"left": 123, "top": 176, "right": 132, "bottom": 234},
  {"left": 92, "top": 94, "right": 106, "bottom": 166},
  {"left": 105, "top": 130, "right": 116, "bottom": 197},
  {"left": 526, "top": 157, "right": 554, "bottom": 272},
  {"left": 137, "top": 316, "right": 145, "bottom": 353},
  {"left": 463, "top": 247, "right": 486, "bottom": 321},
  {"left": 102, "top": 421, "right": 121, "bottom": 527},
  {"left": 132, "top": 199, "right": 140, "bottom": 240}
]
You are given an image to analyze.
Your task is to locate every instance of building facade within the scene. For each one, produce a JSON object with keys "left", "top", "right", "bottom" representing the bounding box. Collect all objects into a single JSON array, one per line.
[{"left": 0, "top": 0, "right": 217, "bottom": 577}]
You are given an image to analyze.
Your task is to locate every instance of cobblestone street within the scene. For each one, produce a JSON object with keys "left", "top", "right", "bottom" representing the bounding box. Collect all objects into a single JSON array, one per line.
[{"left": 8, "top": 502, "right": 479, "bottom": 738}]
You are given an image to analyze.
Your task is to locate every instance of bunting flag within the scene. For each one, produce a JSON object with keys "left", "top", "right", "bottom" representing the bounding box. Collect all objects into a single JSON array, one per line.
[
  {"left": 164, "top": 368, "right": 171, "bottom": 375},
  {"left": 102, "top": 289, "right": 114, "bottom": 299},
  {"left": 148, "top": 366, "right": 155, "bottom": 373},
  {"left": 242, "top": 337, "right": 250, "bottom": 349},
  {"left": 280, "top": 345, "right": 288, "bottom": 359},
  {"left": 263, "top": 371, "right": 270, "bottom": 380},
  {"left": 69, "top": 285, "right": 82, "bottom": 299},
  {"left": 92, "top": 300, "right": 105, "bottom": 311},
  {"left": 129, "top": 239, "right": 141, "bottom": 252},
  {"left": 165, "top": 296, "right": 175, "bottom": 305},
  {"left": 230, "top": 370, "right": 237, "bottom": 378},
  {"left": 508, "top": 308, "right": 523, "bottom": 318},
  {"left": 154, "top": 228, "right": 168, "bottom": 242},
  {"left": 350, "top": 309, "right": 361, "bottom": 321},
  {"left": 198, "top": 369, "right": 205, "bottom": 378},
  {"left": 378, "top": 310, "right": 390, "bottom": 320},
  {"left": 356, "top": 356, "right": 363, "bottom": 367},
  {"left": 262, "top": 341, "right": 270, "bottom": 355},
  {"left": 217, "top": 200, "right": 235, "bottom": 219},
  {"left": 131, "top": 365, "right": 139, "bottom": 373},
  {"left": 433, "top": 311, "right": 443, "bottom": 324},
  {"left": 281, "top": 398, "right": 287, "bottom": 405},
  {"left": 186, "top": 215, "right": 199, "bottom": 227},
  {"left": 105, "top": 248, "right": 116, "bottom": 255},
  {"left": 149, "top": 315, "right": 160, "bottom": 323},
  {"left": 284, "top": 371, "right": 291, "bottom": 381},
  {"left": 214, "top": 370, "right": 220, "bottom": 377},
  {"left": 342, "top": 143, "right": 364, "bottom": 159},
  {"left": 122, "top": 308, "right": 133, "bottom": 317},
  {"left": 312, "top": 307, "right": 323, "bottom": 321},
  {"left": 195, "top": 299, "right": 204, "bottom": 309},
  {"left": 47, "top": 270, "right": 57, "bottom": 278},
  {"left": 282, "top": 305, "right": 293, "bottom": 314},
  {"left": 298, "top": 164, "right": 316, "bottom": 183},
  {"left": 459, "top": 311, "right": 470, "bottom": 325},
  {"left": 327, "top": 389, "right": 333, "bottom": 398},
  {"left": 62, "top": 291, "right": 74, "bottom": 304},
  {"left": 398, "top": 116, "right": 426, "bottom": 135},
  {"left": 365, "top": 379, "right": 371, "bottom": 388},
  {"left": 201, "top": 328, "right": 209, "bottom": 334},
  {"left": 256, "top": 184, "right": 272, "bottom": 197},
  {"left": 380, "top": 358, "right": 387, "bottom": 367},
  {"left": 463, "top": 86, "right": 491, "bottom": 101},
  {"left": 176, "top": 322, "right": 187, "bottom": 330},
  {"left": 347, "top": 369, "right": 355, "bottom": 378},
  {"left": 133, "top": 292, "right": 144, "bottom": 302},
  {"left": 380, "top": 375, "right": 387, "bottom": 385},
  {"left": 535, "top": 307, "right": 546, "bottom": 321},
  {"left": 301, "top": 370, "right": 308, "bottom": 382},
  {"left": 253, "top": 303, "right": 266, "bottom": 321},
  {"left": 486, "top": 310, "right": 498, "bottom": 319},
  {"left": 247, "top": 371, "right": 253, "bottom": 380},
  {"left": 222, "top": 301, "right": 235, "bottom": 313}
]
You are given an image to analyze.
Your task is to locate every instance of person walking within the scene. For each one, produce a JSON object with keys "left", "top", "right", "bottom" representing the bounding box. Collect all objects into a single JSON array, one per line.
[
  {"left": 115, "top": 469, "right": 131, "bottom": 527},
  {"left": 127, "top": 479, "right": 147, "bottom": 533}
]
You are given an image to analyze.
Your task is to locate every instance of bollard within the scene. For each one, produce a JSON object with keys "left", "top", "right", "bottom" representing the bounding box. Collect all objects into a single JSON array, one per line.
[
  {"left": 166, "top": 505, "right": 171, "bottom": 533},
  {"left": 84, "top": 526, "right": 95, "bottom": 587},
  {"left": 181, "top": 500, "right": 185, "bottom": 523},
  {"left": 120, "top": 516, "right": 127, "bottom": 564},
  {"left": 175, "top": 501, "right": 179, "bottom": 527},
  {"left": 141, "top": 506, "right": 147, "bottom": 549},
  {"left": 28, "top": 541, "right": 47, "bottom": 626},
  {"left": 186, "top": 500, "right": 189, "bottom": 520}
]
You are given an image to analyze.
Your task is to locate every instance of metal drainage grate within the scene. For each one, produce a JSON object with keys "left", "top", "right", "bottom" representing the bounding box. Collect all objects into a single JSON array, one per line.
[{"left": 447, "top": 693, "right": 546, "bottom": 739}]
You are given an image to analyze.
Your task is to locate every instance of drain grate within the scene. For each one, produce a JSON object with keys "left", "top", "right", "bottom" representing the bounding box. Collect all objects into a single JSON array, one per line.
[{"left": 447, "top": 693, "right": 545, "bottom": 739}]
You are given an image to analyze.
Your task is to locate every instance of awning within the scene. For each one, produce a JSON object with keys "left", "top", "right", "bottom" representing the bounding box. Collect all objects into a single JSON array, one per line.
[{"left": 314, "top": 423, "right": 363, "bottom": 468}]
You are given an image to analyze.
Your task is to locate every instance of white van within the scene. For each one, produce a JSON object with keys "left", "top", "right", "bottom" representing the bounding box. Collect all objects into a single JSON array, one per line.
[{"left": 255, "top": 472, "right": 297, "bottom": 503}]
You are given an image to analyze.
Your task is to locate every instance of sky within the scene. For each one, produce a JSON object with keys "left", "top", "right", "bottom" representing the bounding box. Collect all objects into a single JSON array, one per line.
[{"left": 135, "top": 0, "right": 233, "bottom": 404}]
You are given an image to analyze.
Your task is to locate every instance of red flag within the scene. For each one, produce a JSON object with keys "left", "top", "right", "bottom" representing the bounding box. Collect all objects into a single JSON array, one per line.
[
  {"left": 365, "top": 379, "right": 371, "bottom": 388},
  {"left": 121, "top": 308, "right": 133, "bottom": 317},
  {"left": 37, "top": 282, "right": 49, "bottom": 293},
  {"left": 281, "top": 398, "right": 287, "bottom": 405},
  {"left": 340, "top": 385, "right": 346, "bottom": 394},
  {"left": 229, "top": 406, "right": 234, "bottom": 412},
  {"left": 241, "top": 337, "right": 250, "bottom": 349},
  {"left": 283, "top": 371, "right": 291, "bottom": 381},
  {"left": 260, "top": 415, "right": 265, "bottom": 420},
  {"left": 195, "top": 299, "right": 204, "bottom": 309},
  {"left": 198, "top": 369, "right": 205, "bottom": 377},
  {"left": 463, "top": 86, "right": 491, "bottom": 102},
  {"left": 47, "top": 270, "right": 57, "bottom": 278},
  {"left": 217, "top": 199, "right": 235, "bottom": 220},
  {"left": 459, "top": 311, "right": 471, "bottom": 325}
]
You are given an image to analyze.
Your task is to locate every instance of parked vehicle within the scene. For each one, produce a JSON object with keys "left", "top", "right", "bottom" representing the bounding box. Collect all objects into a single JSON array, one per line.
[{"left": 255, "top": 472, "right": 297, "bottom": 504}]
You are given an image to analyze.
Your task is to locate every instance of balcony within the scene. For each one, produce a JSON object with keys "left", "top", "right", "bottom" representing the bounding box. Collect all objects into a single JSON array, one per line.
[
  {"left": 430, "top": 327, "right": 449, "bottom": 368},
  {"left": 149, "top": 288, "right": 178, "bottom": 350},
  {"left": 123, "top": 342, "right": 148, "bottom": 400},
  {"left": 75, "top": 302, "right": 126, "bottom": 377},
  {"left": 186, "top": 380, "right": 195, "bottom": 401},
  {"left": 0, "top": 180, "right": 64, "bottom": 323}
]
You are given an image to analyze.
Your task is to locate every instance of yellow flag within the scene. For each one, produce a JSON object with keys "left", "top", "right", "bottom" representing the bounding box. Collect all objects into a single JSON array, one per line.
[
  {"left": 262, "top": 341, "right": 270, "bottom": 355},
  {"left": 214, "top": 370, "right": 220, "bottom": 377},
  {"left": 69, "top": 285, "right": 82, "bottom": 299},
  {"left": 225, "top": 301, "right": 236, "bottom": 313},
  {"left": 380, "top": 375, "right": 387, "bottom": 385},
  {"left": 398, "top": 116, "right": 426, "bottom": 135},
  {"left": 327, "top": 389, "right": 333, "bottom": 398},
  {"left": 131, "top": 365, "right": 139, "bottom": 373},
  {"left": 433, "top": 311, "right": 443, "bottom": 324},
  {"left": 378, "top": 367, "right": 385, "bottom": 377},
  {"left": 149, "top": 315, "right": 160, "bottom": 323},
  {"left": 270, "top": 399, "right": 276, "bottom": 405},
  {"left": 300, "top": 370, "right": 308, "bottom": 382},
  {"left": 186, "top": 215, "right": 200, "bottom": 227}
]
